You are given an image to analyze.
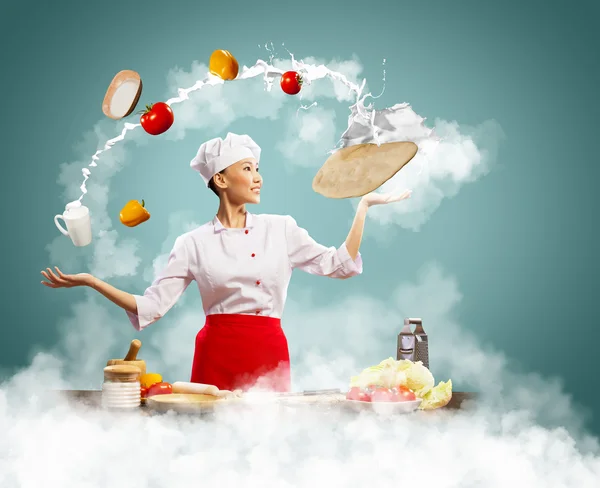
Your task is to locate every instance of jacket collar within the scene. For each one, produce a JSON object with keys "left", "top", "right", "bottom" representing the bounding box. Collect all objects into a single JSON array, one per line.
[{"left": 212, "top": 212, "right": 254, "bottom": 233}]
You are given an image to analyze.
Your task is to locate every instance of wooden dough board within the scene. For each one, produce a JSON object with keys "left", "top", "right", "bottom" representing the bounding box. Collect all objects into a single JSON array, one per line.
[
  {"left": 145, "top": 393, "right": 345, "bottom": 414},
  {"left": 146, "top": 394, "right": 233, "bottom": 414}
]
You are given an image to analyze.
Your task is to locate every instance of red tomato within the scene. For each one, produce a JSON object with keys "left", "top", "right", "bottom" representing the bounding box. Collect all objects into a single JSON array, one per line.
[
  {"left": 280, "top": 71, "right": 303, "bottom": 95},
  {"left": 346, "top": 387, "right": 370, "bottom": 402},
  {"left": 140, "top": 386, "right": 148, "bottom": 399},
  {"left": 346, "top": 387, "right": 361, "bottom": 400},
  {"left": 393, "top": 386, "right": 417, "bottom": 402},
  {"left": 146, "top": 382, "right": 173, "bottom": 397},
  {"left": 139, "top": 102, "right": 174, "bottom": 135},
  {"left": 371, "top": 387, "right": 395, "bottom": 403}
]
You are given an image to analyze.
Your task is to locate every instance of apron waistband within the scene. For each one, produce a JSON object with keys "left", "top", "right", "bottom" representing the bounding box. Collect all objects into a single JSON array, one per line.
[{"left": 205, "top": 313, "right": 281, "bottom": 328}]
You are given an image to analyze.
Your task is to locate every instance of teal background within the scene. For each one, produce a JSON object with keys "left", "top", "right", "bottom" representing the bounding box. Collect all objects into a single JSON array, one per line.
[{"left": 1, "top": 0, "right": 599, "bottom": 433}]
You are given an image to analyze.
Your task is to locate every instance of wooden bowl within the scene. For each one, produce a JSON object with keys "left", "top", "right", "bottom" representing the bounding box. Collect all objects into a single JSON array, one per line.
[
  {"left": 107, "top": 339, "right": 146, "bottom": 377},
  {"left": 106, "top": 359, "right": 146, "bottom": 377},
  {"left": 102, "top": 70, "right": 143, "bottom": 120}
]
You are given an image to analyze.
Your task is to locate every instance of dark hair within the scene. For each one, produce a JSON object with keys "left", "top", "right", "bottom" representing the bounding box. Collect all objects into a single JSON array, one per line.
[{"left": 208, "top": 170, "right": 225, "bottom": 196}]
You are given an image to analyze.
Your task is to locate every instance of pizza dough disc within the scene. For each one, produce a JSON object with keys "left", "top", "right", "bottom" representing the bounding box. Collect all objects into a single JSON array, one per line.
[{"left": 312, "top": 141, "right": 418, "bottom": 199}]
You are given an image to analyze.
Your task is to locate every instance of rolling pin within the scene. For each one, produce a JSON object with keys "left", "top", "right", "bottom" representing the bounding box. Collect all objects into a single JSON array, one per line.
[
  {"left": 106, "top": 339, "right": 146, "bottom": 377},
  {"left": 172, "top": 382, "right": 219, "bottom": 396}
]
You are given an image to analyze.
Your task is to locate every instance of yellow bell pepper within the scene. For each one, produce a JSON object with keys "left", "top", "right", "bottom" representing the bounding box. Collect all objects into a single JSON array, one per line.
[
  {"left": 140, "top": 373, "right": 162, "bottom": 389},
  {"left": 209, "top": 49, "right": 239, "bottom": 81},
  {"left": 120, "top": 199, "right": 150, "bottom": 227}
]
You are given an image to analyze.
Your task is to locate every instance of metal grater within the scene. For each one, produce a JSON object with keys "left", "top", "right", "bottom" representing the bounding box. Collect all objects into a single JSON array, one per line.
[{"left": 397, "top": 318, "right": 429, "bottom": 369}]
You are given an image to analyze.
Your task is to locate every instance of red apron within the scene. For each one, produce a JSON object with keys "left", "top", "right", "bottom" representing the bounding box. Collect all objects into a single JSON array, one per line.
[{"left": 190, "top": 313, "right": 291, "bottom": 392}]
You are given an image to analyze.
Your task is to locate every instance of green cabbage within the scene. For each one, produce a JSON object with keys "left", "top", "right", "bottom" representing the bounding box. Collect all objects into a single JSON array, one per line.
[
  {"left": 351, "top": 358, "right": 433, "bottom": 396},
  {"left": 349, "top": 358, "right": 453, "bottom": 410},
  {"left": 418, "top": 380, "right": 453, "bottom": 410}
]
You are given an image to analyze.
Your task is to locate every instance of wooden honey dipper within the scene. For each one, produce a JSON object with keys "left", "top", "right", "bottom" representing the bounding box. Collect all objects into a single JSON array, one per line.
[{"left": 106, "top": 339, "right": 146, "bottom": 377}]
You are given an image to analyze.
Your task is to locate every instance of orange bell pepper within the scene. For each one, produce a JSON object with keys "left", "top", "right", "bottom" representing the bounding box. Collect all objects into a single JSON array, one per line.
[
  {"left": 120, "top": 199, "right": 150, "bottom": 227},
  {"left": 209, "top": 49, "right": 239, "bottom": 81}
]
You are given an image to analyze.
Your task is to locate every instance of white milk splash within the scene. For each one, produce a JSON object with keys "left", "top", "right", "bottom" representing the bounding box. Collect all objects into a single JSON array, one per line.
[{"left": 60, "top": 50, "right": 439, "bottom": 214}]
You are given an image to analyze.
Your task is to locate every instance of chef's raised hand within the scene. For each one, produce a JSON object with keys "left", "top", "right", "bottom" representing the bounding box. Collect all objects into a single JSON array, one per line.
[
  {"left": 344, "top": 189, "right": 412, "bottom": 262},
  {"left": 40, "top": 266, "right": 92, "bottom": 288},
  {"left": 359, "top": 189, "right": 412, "bottom": 208},
  {"left": 40, "top": 267, "right": 137, "bottom": 314}
]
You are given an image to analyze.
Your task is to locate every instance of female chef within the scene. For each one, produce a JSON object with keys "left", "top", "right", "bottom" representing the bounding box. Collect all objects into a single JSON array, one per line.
[{"left": 41, "top": 132, "right": 411, "bottom": 392}]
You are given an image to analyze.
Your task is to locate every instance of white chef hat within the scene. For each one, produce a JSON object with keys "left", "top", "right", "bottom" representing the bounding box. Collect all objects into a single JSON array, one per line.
[{"left": 190, "top": 132, "right": 262, "bottom": 186}]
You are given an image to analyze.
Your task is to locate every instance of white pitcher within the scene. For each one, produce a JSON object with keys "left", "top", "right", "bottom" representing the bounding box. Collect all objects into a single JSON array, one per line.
[{"left": 54, "top": 205, "right": 92, "bottom": 247}]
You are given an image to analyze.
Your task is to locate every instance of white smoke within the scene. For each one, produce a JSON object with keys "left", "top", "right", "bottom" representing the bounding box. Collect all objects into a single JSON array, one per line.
[
  {"left": 272, "top": 54, "right": 367, "bottom": 165},
  {"left": 46, "top": 120, "right": 148, "bottom": 280},
  {"left": 352, "top": 106, "right": 505, "bottom": 231},
  {"left": 163, "top": 55, "right": 364, "bottom": 143},
  {"left": 162, "top": 60, "right": 287, "bottom": 141},
  {"left": 27, "top": 50, "right": 600, "bottom": 486},
  {"left": 4, "top": 262, "right": 600, "bottom": 486},
  {"left": 45, "top": 53, "right": 365, "bottom": 283},
  {"left": 276, "top": 106, "right": 339, "bottom": 166}
]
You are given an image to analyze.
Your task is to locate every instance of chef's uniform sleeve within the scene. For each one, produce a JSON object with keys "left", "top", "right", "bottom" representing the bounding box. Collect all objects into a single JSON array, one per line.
[
  {"left": 285, "top": 215, "right": 363, "bottom": 279},
  {"left": 126, "top": 236, "right": 194, "bottom": 331}
]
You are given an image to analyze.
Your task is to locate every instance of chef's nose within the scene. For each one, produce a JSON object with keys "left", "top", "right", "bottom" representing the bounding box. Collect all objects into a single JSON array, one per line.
[{"left": 253, "top": 171, "right": 262, "bottom": 183}]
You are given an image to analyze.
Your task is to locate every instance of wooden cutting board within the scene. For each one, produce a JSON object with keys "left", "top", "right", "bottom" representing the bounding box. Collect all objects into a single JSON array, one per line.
[
  {"left": 146, "top": 393, "right": 236, "bottom": 414},
  {"left": 145, "top": 392, "right": 343, "bottom": 414}
]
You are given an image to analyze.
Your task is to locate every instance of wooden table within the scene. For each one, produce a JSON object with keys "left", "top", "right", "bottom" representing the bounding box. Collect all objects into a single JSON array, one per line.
[{"left": 53, "top": 390, "right": 477, "bottom": 412}]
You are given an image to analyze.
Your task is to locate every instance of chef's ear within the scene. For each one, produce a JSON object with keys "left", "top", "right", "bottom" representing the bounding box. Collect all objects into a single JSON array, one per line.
[{"left": 213, "top": 171, "right": 227, "bottom": 190}]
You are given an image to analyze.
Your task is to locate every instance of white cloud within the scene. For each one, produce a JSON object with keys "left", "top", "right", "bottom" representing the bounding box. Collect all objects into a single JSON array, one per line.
[
  {"left": 47, "top": 119, "right": 150, "bottom": 279},
  {"left": 163, "top": 55, "right": 364, "bottom": 145},
  {"left": 276, "top": 107, "right": 338, "bottom": 166},
  {"left": 91, "top": 229, "right": 141, "bottom": 280},
  {"left": 46, "top": 53, "right": 368, "bottom": 279},
  {"left": 162, "top": 55, "right": 367, "bottom": 168},
  {"left": 347, "top": 104, "right": 504, "bottom": 231},
  {"left": 5, "top": 261, "right": 600, "bottom": 486},
  {"left": 163, "top": 60, "right": 288, "bottom": 141}
]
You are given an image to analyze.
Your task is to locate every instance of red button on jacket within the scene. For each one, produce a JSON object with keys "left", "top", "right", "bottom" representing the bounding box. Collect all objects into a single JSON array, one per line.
[
  {"left": 256, "top": 280, "right": 261, "bottom": 285},
  {"left": 251, "top": 253, "right": 255, "bottom": 258},
  {"left": 245, "top": 230, "right": 249, "bottom": 234}
]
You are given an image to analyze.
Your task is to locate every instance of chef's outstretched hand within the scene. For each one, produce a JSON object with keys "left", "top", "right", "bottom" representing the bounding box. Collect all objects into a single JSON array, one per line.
[
  {"left": 360, "top": 189, "right": 412, "bottom": 207},
  {"left": 41, "top": 266, "right": 92, "bottom": 288}
]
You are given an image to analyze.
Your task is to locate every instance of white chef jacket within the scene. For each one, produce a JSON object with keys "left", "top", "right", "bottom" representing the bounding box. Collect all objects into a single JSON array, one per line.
[{"left": 126, "top": 212, "right": 363, "bottom": 331}]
